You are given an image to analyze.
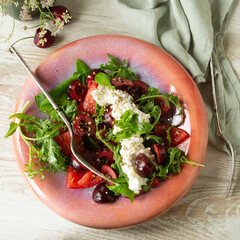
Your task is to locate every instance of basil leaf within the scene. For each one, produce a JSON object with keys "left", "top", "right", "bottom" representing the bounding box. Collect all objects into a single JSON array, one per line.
[
  {"left": 75, "top": 59, "right": 90, "bottom": 75},
  {"left": 95, "top": 72, "right": 114, "bottom": 89},
  {"left": 34, "top": 59, "right": 89, "bottom": 122}
]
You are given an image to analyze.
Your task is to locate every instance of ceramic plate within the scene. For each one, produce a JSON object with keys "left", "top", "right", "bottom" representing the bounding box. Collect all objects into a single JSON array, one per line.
[{"left": 13, "top": 35, "right": 208, "bottom": 229}]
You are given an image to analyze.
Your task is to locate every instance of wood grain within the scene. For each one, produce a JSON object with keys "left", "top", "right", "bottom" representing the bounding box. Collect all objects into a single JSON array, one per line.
[{"left": 0, "top": 0, "right": 239, "bottom": 239}]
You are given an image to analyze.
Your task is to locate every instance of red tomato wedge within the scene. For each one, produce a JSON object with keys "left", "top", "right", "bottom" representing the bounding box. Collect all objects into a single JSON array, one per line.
[
  {"left": 151, "top": 177, "right": 160, "bottom": 187},
  {"left": 55, "top": 131, "right": 71, "bottom": 156},
  {"left": 154, "top": 123, "right": 190, "bottom": 147},
  {"left": 82, "top": 82, "right": 98, "bottom": 115},
  {"left": 66, "top": 166, "right": 104, "bottom": 189},
  {"left": 55, "top": 131, "right": 83, "bottom": 156}
]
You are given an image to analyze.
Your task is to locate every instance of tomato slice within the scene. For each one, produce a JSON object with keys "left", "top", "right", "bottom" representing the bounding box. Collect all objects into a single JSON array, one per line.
[
  {"left": 151, "top": 177, "right": 160, "bottom": 187},
  {"left": 66, "top": 166, "right": 104, "bottom": 189},
  {"left": 55, "top": 131, "right": 71, "bottom": 156},
  {"left": 154, "top": 123, "right": 190, "bottom": 147},
  {"left": 82, "top": 82, "right": 98, "bottom": 115},
  {"left": 55, "top": 131, "right": 83, "bottom": 156}
]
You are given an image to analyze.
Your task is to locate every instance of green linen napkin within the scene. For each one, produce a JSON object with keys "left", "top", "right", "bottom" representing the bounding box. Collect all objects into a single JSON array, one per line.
[{"left": 117, "top": 0, "right": 240, "bottom": 156}]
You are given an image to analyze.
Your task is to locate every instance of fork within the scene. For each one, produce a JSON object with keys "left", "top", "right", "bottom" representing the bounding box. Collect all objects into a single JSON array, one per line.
[
  {"left": 10, "top": 43, "right": 116, "bottom": 185},
  {"left": 210, "top": 56, "right": 234, "bottom": 197}
]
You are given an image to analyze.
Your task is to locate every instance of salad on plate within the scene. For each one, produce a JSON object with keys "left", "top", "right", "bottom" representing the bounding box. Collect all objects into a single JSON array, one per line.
[{"left": 5, "top": 54, "right": 203, "bottom": 203}]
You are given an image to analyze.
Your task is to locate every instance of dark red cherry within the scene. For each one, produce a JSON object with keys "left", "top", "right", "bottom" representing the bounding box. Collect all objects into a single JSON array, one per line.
[
  {"left": 151, "top": 144, "right": 167, "bottom": 165},
  {"left": 67, "top": 80, "right": 87, "bottom": 103},
  {"left": 92, "top": 182, "right": 118, "bottom": 203},
  {"left": 72, "top": 113, "right": 96, "bottom": 136},
  {"left": 101, "top": 165, "right": 118, "bottom": 185},
  {"left": 128, "top": 80, "right": 148, "bottom": 99},
  {"left": 95, "top": 148, "right": 114, "bottom": 168},
  {"left": 96, "top": 123, "right": 108, "bottom": 139},
  {"left": 34, "top": 28, "right": 55, "bottom": 48},
  {"left": 103, "top": 107, "right": 114, "bottom": 127},
  {"left": 160, "top": 103, "right": 180, "bottom": 125},
  {"left": 134, "top": 153, "right": 155, "bottom": 178},
  {"left": 51, "top": 6, "right": 71, "bottom": 24},
  {"left": 111, "top": 76, "right": 133, "bottom": 90},
  {"left": 154, "top": 97, "right": 170, "bottom": 116},
  {"left": 86, "top": 69, "right": 104, "bottom": 89},
  {"left": 69, "top": 154, "right": 87, "bottom": 172}
]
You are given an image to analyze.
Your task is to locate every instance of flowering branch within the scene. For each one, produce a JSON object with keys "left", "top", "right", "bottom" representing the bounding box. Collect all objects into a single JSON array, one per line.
[{"left": 0, "top": 0, "right": 72, "bottom": 48}]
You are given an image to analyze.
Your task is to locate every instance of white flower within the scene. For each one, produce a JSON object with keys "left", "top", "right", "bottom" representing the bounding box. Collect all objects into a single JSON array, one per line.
[
  {"left": 38, "top": 29, "right": 47, "bottom": 38},
  {"left": 40, "top": 0, "right": 54, "bottom": 9},
  {"left": 62, "top": 11, "right": 72, "bottom": 24},
  {"left": 38, "top": 37, "right": 47, "bottom": 46}
]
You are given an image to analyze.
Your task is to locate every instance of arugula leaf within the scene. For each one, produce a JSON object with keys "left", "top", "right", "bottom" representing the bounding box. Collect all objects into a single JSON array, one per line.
[
  {"left": 150, "top": 105, "right": 161, "bottom": 128},
  {"left": 144, "top": 134, "right": 163, "bottom": 147},
  {"left": 155, "top": 147, "right": 204, "bottom": 178},
  {"left": 142, "top": 147, "right": 204, "bottom": 192},
  {"left": 4, "top": 122, "right": 18, "bottom": 138},
  {"left": 35, "top": 91, "right": 78, "bottom": 123},
  {"left": 35, "top": 137, "right": 68, "bottom": 172},
  {"left": 113, "top": 110, "right": 152, "bottom": 142},
  {"left": 107, "top": 183, "right": 135, "bottom": 202},
  {"left": 5, "top": 102, "right": 68, "bottom": 180},
  {"left": 111, "top": 144, "right": 124, "bottom": 177},
  {"left": 94, "top": 72, "right": 114, "bottom": 89},
  {"left": 136, "top": 87, "right": 184, "bottom": 126},
  {"left": 148, "top": 87, "right": 159, "bottom": 95},
  {"left": 106, "top": 54, "right": 122, "bottom": 68},
  {"left": 166, "top": 126, "right": 173, "bottom": 147},
  {"left": 99, "top": 54, "right": 138, "bottom": 81},
  {"left": 93, "top": 104, "right": 105, "bottom": 127}
]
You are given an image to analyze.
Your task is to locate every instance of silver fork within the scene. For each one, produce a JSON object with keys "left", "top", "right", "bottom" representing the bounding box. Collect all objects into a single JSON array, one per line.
[
  {"left": 210, "top": 56, "right": 234, "bottom": 197},
  {"left": 10, "top": 43, "right": 116, "bottom": 185}
]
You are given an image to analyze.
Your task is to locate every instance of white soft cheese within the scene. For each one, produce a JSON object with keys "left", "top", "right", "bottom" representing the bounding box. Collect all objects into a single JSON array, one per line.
[
  {"left": 91, "top": 85, "right": 150, "bottom": 123},
  {"left": 91, "top": 85, "right": 154, "bottom": 193},
  {"left": 120, "top": 136, "right": 155, "bottom": 193}
]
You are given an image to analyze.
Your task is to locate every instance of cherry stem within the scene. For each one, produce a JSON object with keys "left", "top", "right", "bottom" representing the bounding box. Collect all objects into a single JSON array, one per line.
[{"left": 9, "top": 36, "right": 34, "bottom": 53}]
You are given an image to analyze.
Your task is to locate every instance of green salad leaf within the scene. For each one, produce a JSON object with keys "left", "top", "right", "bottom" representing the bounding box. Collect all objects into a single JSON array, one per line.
[
  {"left": 107, "top": 183, "right": 135, "bottom": 203},
  {"left": 100, "top": 54, "right": 138, "bottom": 81},
  {"left": 136, "top": 87, "right": 184, "bottom": 126},
  {"left": 5, "top": 101, "right": 67, "bottom": 180},
  {"left": 113, "top": 110, "right": 152, "bottom": 142},
  {"left": 34, "top": 59, "right": 90, "bottom": 123},
  {"left": 4, "top": 55, "right": 202, "bottom": 203},
  {"left": 94, "top": 72, "right": 114, "bottom": 89}
]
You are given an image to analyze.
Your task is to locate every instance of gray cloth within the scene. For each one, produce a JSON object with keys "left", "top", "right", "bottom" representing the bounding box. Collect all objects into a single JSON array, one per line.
[{"left": 117, "top": 0, "right": 240, "bottom": 155}]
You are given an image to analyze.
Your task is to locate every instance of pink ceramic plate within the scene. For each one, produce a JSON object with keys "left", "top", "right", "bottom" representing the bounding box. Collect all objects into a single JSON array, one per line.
[{"left": 13, "top": 35, "right": 208, "bottom": 229}]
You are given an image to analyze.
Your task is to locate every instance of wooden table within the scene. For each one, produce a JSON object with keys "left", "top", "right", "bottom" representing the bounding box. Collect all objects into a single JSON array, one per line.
[{"left": 0, "top": 1, "right": 239, "bottom": 239}]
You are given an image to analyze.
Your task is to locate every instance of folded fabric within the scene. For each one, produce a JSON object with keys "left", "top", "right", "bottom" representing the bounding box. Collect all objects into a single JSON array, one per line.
[{"left": 117, "top": 0, "right": 240, "bottom": 156}]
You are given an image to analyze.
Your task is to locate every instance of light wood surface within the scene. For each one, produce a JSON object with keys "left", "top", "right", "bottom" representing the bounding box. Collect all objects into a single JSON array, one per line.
[{"left": 0, "top": 1, "right": 239, "bottom": 239}]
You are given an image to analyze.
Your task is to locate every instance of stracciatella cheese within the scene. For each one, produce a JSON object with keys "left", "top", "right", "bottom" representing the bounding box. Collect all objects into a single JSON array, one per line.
[
  {"left": 91, "top": 85, "right": 155, "bottom": 193},
  {"left": 120, "top": 136, "right": 155, "bottom": 193}
]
